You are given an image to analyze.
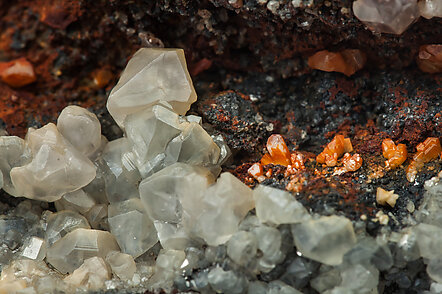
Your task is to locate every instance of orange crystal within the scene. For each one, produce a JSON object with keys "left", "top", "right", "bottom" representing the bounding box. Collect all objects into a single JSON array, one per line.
[
  {"left": 261, "top": 134, "right": 291, "bottom": 166},
  {"left": 316, "top": 135, "right": 353, "bottom": 167},
  {"left": 248, "top": 163, "right": 265, "bottom": 182},
  {"left": 382, "top": 138, "right": 407, "bottom": 169},
  {"left": 290, "top": 152, "right": 305, "bottom": 170},
  {"left": 334, "top": 152, "right": 363, "bottom": 175},
  {"left": 307, "top": 49, "right": 367, "bottom": 77},
  {"left": 0, "top": 58, "right": 36, "bottom": 88},
  {"left": 417, "top": 45, "right": 442, "bottom": 74},
  {"left": 406, "top": 137, "right": 441, "bottom": 182}
]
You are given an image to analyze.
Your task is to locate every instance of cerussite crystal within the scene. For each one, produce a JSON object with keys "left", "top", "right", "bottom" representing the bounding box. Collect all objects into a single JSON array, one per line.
[
  {"left": 10, "top": 123, "right": 96, "bottom": 201},
  {"left": 352, "top": 0, "right": 420, "bottom": 35},
  {"left": 376, "top": 187, "right": 399, "bottom": 207},
  {"left": 417, "top": 45, "right": 442, "bottom": 73},
  {"left": 307, "top": 49, "right": 366, "bottom": 76},
  {"left": 107, "top": 48, "right": 197, "bottom": 128}
]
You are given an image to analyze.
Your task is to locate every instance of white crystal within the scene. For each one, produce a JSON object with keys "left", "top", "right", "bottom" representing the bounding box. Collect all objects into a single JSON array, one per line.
[
  {"left": 139, "top": 163, "right": 215, "bottom": 224},
  {"left": 85, "top": 204, "right": 108, "bottom": 230},
  {"left": 190, "top": 172, "right": 254, "bottom": 246},
  {"left": 55, "top": 189, "right": 96, "bottom": 214},
  {"left": 64, "top": 257, "right": 111, "bottom": 290},
  {"left": 418, "top": 0, "right": 442, "bottom": 18},
  {"left": 253, "top": 185, "right": 310, "bottom": 225},
  {"left": 107, "top": 198, "right": 157, "bottom": 258},
  {"left": 100, "top": 138, "right": 141, "bottom": 203},
  {"left": 267, "top": 280, "right": 303, "bottom": 294},
  {"left": 352, "top": 0, "right": 420, "bottom": 34},
  {"left": 337, "top": 264, "right": 379, "bottom": 293},
  {"left": 45, "top": 210, "right": 91, "bottom": 247},
  {"left": 252, "top": 225, "right": 284, "bottom": 272},
  {"left": 427, "top": 258, "right": 442, "bottom": 283},
  {"left": 105, "top": 251, "right": 136, "bottom": 280},
  {"left": 292, "top": 215, "right": 356, "bottom": 265},
  {"left": 0, "top": 136, "right": 32, "bottom": 196},
  {"left": 10, "top": 123, "right": 96, "bottom": 201},
  {"left": 208, "top": 267, "right": 248, "bottom": 294},
  {"left": 57, "top": 105, "right": 102, "bottom": 158},
  {"left": 107, "top": 48, "right": 197, "bottom": 128},
  {"left": 227, "top": 231, "right": 258, "bottom": 267},
  {"left": 154, "top": 221, "right": 190, "bottom": 250},
  {"left": 148, "top": 249, "right": 186, "bottom": 291},
  {"left": 21, "top": 237, "right": 46, "bottom": 261},
  {"left": 46, "top": 228, "right": 120, "bottom": 273},
  {"left": 414, "top": 223, "right": 442, "bottom": 259},
  {"left": 164, "top": 122, "right": 220, "bottom": 167},
  {"left": 124, "top": 104, "right": 183, "bottom": 177}
]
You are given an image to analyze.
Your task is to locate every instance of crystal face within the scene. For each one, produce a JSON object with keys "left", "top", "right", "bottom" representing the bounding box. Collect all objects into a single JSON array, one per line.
[
  {"left": 107, "top": 48, "right": 197, "bottom": 128},
  {"left": 352, "top": 0, "right": 420, "bottom": 34},
  {"left": 10, "top": 123, "right": 96, "bottom": 201}
]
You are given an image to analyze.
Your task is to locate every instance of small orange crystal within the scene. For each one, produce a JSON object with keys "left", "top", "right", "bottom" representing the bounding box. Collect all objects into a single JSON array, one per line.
[
  {"left": 261, "top": 134, "right": 291, "bottom": 166},
  {"left": 406, "top": 137, "right": 441, "bottom": 182},
  {"left": 290, "top": 152, "right": 305, "bottom": 170},
  {"left": 316, "top": 135, "right": 353, "bottom": 167},
  {"left": 308, "top": 49, "right": 366, "bottom": 77},
  {"left": 0, "top": 58, "right": 36, "bottom": 88},
  {"left": 92, "top": 69, "right": 113, "bottom": 88},
  {"left": 417, "top": 45, "right": 442, "bottom": 74},
  {"left": 382, "top": 138, "right": 407, "bottom": 169},
  {"left": 248, "top": 163, "right": 266, "bottom": 182},
  {"left": 334, "top": 152, "right": 363, "bottom": 175}
]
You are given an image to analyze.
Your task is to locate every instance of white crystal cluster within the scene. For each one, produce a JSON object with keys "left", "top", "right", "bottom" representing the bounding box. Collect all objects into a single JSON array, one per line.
[
  {"left": 352, "top": 0, "right": 442, "bottom": 35},
  {"left": 0, "top": 48, "right": 441, "bottom": 293}
]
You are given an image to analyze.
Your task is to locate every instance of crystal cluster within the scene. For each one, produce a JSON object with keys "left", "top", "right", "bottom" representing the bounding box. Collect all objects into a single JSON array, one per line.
[{"left": 0, "top": 47, "right": 441, "bottom": 294}]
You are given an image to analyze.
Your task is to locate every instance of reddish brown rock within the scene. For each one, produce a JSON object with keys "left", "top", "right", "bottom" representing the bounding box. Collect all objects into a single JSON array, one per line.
[{"left": 417, "top": 45, "right": 442, "bottom": 73}]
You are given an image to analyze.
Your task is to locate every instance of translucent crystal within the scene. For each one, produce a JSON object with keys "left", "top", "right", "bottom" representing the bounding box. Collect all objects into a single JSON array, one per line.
[
  {"left": 336, "top": 264, "right": 379, "bottom": 293},
  {"left": 212, "top": 134, "right": 232, "bottom": 165},
  {"left": 310, "top": 267, "right": 342, "bottom": 293},
  {"left": 148, "top": 249, "right": 186, "bottom": 291},
  {"left": 107, "top": 48, "right": 197, "bottom": 128},
  {"left": 107, "top": 198, "right": 157, "bottom": 258},
  {"left": 54, "top": 189, "right": 96, "bottom": 214},
  {"left": 343, "top": 237, "right": 393, "bottom": 271},
  {"left": 105, "top": 251, "right": 136, "bottom": 280},
  {"left": 190, "top": 172, "right": 254, "bottom": 246},
  {"left": 20, "top": 237, "right": 46, "bottom": 261},
  {"left": 0, "top": 136, "right": 32, "bottom": 196},
  {"left": 10, "top": 123, "right": 96, "bottom": 201},
  {"left": 352, "top": 0, "right": 419, "bottom": 34},
  {"left": 418, "top": 0, "right": 442, "bottom": 18},
  {"left": 154, "top": 221, "right": 190, "bottom": 250},
  {"left": 84, "top": 204, "right": 108, "bottom": 230},
  {"left": 64, "top": 257, "right": 111, "bottom": 290},
  {"left": 0, "top": 170, "right": 3, "bottom": 190},
  {"left": 252, "top": 225, "right": 284, "bottom": 272},
  {"left": 57, "top": 105, "right": 102, "bottom": 158},
  {"left": 427, "top": 258, "right": 442, "bottom": 283},
  {"left": 280, "top": 258, "right": 319, "bottom": 289},
  {"left": 253, "top": 185, "right": 310, "bottom": 225},
  {"left": 227, "top": 231, "right": 258, "bottom": 267},
  {"left": 124, "top": 104, "right": 183, "bottom": 177},
  {"left": 46, "top": 228, "right": 120, "bottom": 274},
  {"left": 267, "top": 280, "right": 303, "bottom": 294},
  {"left": 139, "top": 163, "right": 215, "bottom": 224},
  {"left": 164, "top": 122, "right": 220, "bottom": 167},
  {"left": 207, "top": 267, "right": 248, "bottom": 294},
  {"left": 0, "top": 216, "right": 28, "bottom": 249},
  {"left": 291, "top": 216, "right": 356, "bottom": 265},
  {"left": 100, "top": 138, "right": 141, "bottom": 203},
  {"left": 413, "top": 223, "right": 442, "bottom": 259},
  {"left": 45, "top": 210, "right": 91, "bottom": 247},
  {"left": 248, "top": 281, "right": 268, "bottom": 294}
]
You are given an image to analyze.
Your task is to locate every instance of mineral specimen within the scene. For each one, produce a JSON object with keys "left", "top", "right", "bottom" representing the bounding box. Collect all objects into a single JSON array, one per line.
[
  {"left": 382, "top": 138, "right": 407, "bottom": 169},
  {"left": 417, "top": 44, "right": 442, "bottom": 73},
  {"left": 10, "top": 123, "right": 96, "bottom": 201},
  {"left": 406, "top": 137, "right": 441, "bottom": 182},
  {"left": 316, "top": 135, "right": 353, "bottom": 167},
  {"left": 105, "top": 251, "right": 136, "bottom": 280},
  {"left": 291, "top": 216, "right": 356, "bottom": 265},
  {"left": 418, "top": 0, "right": 442, "bottom": 19},
  {"left": 352, "top": 0, "right": 420, "bottom": 34},
  {"left": 64, "top": 257, "right": 111, "bottom": 290},
  {"left": 307, "top": 49, "right": 366, "bottom": 76},
  {"left": 376, "top": 187, "right": 399, "bottom": 207},
  {"left": 107, "top": 48, "right": 197, "bottom": 128},
  {"left": 0, "top": 57, "right": 36, "bottom": 88},
  {"left": 261, "top": 134, "right": 291, "bottom": 166},
  {"left": 248, "top": 162, "right": 266, "bottom": 182},
  {"left": 46, "top": 228, "right": 119, "bottom": 274},
  {"left": 45, "top": 210, "right": 91, "bottom": 247}
]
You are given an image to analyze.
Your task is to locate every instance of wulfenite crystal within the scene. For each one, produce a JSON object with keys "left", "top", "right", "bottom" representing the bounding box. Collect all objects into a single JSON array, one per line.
[
  {"left": 107, "top": 48, "right": 196, "bottom": 128},
  {"left": 352, "top": 0, "right": 420, "bottom": 34},
  {"left": 10, "top": 123, "right": 96, "bottom": 201},
  {"left": 292, "top": 215, "right": 356, "bottom": 265}
]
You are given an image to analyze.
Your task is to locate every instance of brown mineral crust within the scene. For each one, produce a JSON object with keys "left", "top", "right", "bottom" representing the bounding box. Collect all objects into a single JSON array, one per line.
[{"left": 417, "top": 44, "right": 442, "bottom": 73}]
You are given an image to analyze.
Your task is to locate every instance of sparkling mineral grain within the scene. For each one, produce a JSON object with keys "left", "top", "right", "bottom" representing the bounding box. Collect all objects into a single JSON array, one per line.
[
  {"left": 46, "top": 228, "right": 120, "bottom": 274},
  {"left": 417, "top": 45, "right": 442, "bottom": 73},
  {"left": 352, "top": 0, "right": 420, "bottom": 34},
  {"left": 253, "top": 185, "right": 310, "bottom": 225},
  {"left": 107, "top": 198, "right": 158, "bottom": 258},
  {"left": 292, "top": 216, "right": 356, "bottom": 265},
  {"left": 107, "top": 48, "right": 197, "bottom": 128},
  {"left": 418, "top": 0, "right": 442, "bottom": 18},
  {"left": 0, "top": 136, "right": 31, "bottom": 196},
  {"left": 57, "top": 105, "right": 102, "bottom": 158},
  {"left": 308, "top": 49, "right": 366, "bottom": 76},
  {"left": 0, "top": 57, "right": 36, "bottom": 88},
  {"left": 20, "top": 237, "right": 46, "bottom": 261},
  {"left": 10, "top": 123, "right": 96, "bottom": 201},
  {"left": 64, "top": 257, "right": 111, "bottom": 290}
]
